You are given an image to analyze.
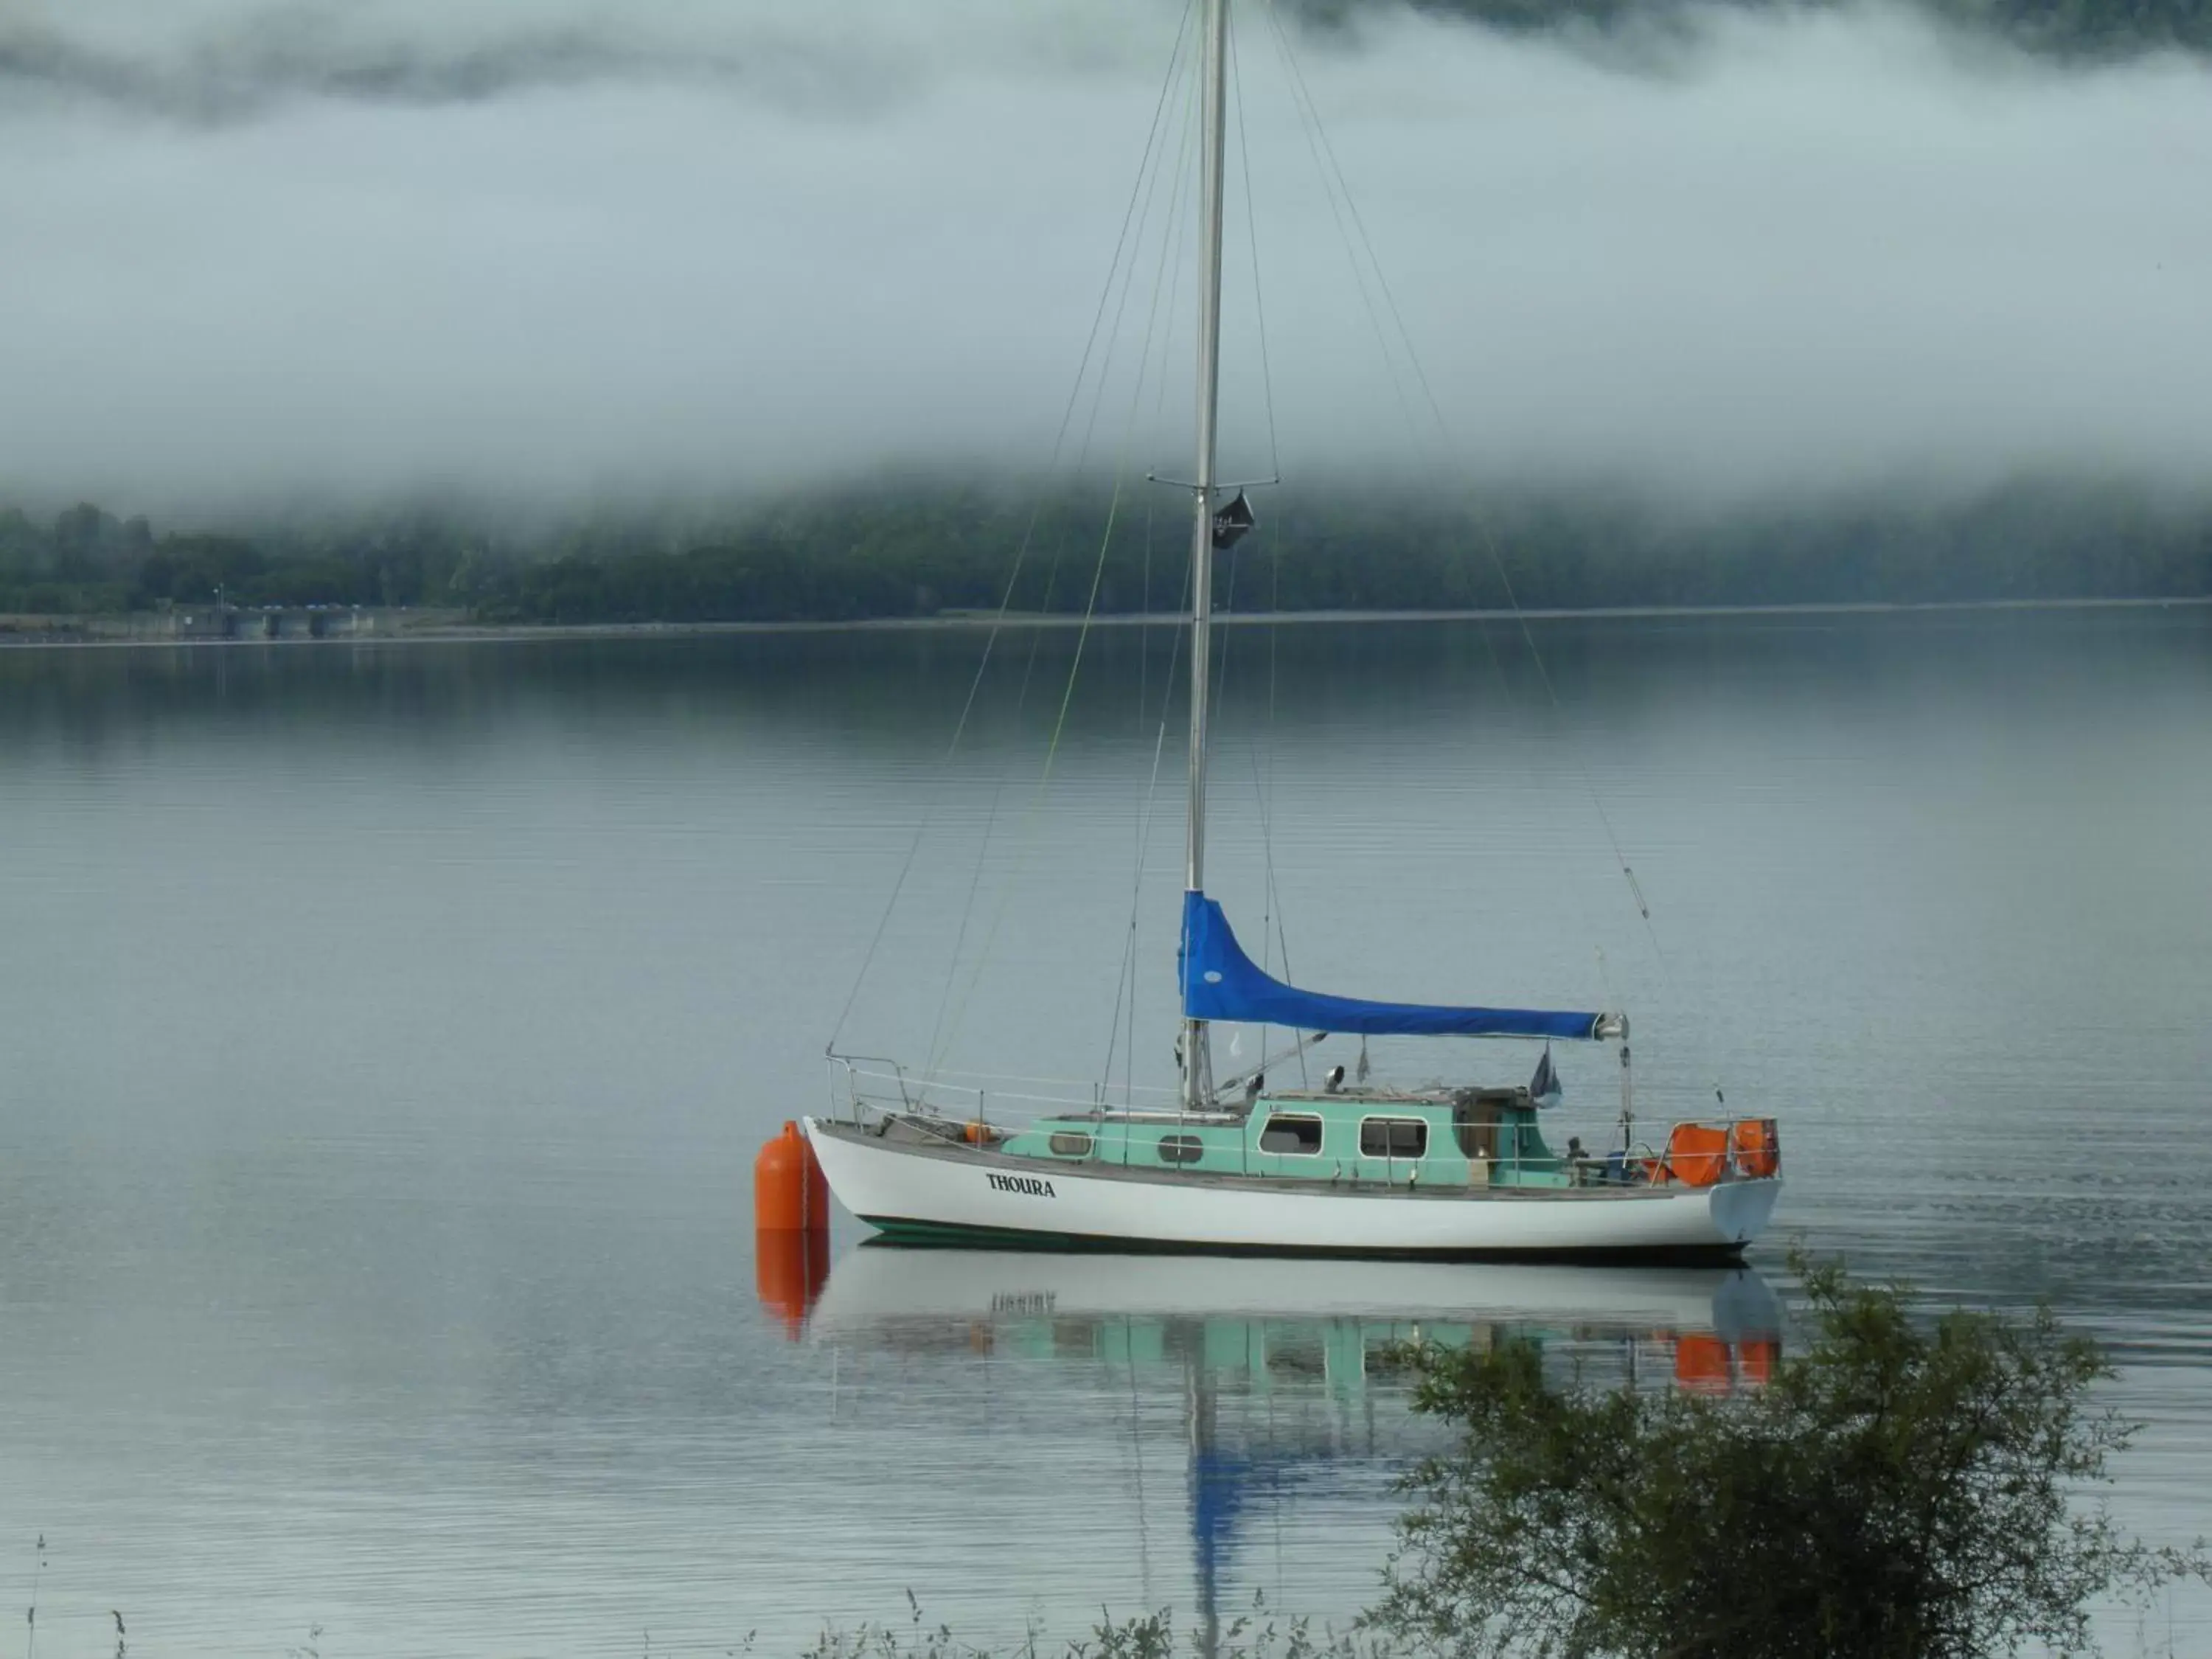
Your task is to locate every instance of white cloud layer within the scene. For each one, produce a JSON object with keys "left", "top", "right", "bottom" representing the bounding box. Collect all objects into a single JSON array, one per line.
[{"left": 2, "top": 0, "right": 2209, "bottom": 515}]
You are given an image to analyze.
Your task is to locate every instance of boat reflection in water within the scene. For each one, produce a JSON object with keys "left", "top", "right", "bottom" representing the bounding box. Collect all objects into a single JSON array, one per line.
[{"left": 794, "top": 1249, "right": 1781, "bottom": 1649}]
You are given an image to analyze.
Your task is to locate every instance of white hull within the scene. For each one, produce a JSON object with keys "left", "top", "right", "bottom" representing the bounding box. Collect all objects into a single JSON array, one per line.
[{"left": 804, "top": 1119, "right": 1780, "bottom": 1259}]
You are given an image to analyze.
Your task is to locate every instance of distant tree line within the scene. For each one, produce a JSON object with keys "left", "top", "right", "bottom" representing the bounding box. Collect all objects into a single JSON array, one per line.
[
  {"left": 5, "top": 479, "right": 2210, "bottom": 628},
  {"left": 0, "top": 501, "right": 476, "bottom": 619}
]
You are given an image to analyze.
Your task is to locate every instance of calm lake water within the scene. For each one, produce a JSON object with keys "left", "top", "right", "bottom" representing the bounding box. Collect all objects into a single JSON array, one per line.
[{"left": 1, "top": 613, "right": 2208, "bottom": 1656}]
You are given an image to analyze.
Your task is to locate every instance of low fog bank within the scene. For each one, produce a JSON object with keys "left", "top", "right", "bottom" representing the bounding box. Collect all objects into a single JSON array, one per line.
[
  {"left": 0, "top": 0, "right": 1169, "bottom": 127},
  {"left": 2, "top": 1, "right": 2210, "bottom": 520},
  {"left": 4, "top": 0, "right": 2203, "bottom": 128}
]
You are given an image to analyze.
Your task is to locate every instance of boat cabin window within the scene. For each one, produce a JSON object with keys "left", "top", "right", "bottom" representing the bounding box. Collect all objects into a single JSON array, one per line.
[
  {"left": 1048, "top": 1131, "right": 1093, "bottom": 1157},
  {"left": 1361, "top": 1117, "right": 1429, "bottom": 1158},
  {"left": 1158, "top": 1133, "right": 1205, "bottom": 1165},
  {"left": 1259, "top": 1114, "right": 1324, "bottom": 1156}
]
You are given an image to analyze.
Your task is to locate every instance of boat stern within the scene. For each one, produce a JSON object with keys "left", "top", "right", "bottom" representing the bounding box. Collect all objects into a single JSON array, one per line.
[{"left": 1708, "top": 1175, "right": 1782, "bottom": 1251}]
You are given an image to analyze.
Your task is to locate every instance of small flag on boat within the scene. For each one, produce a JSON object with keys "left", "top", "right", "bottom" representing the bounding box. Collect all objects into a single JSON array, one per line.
[
  {"left": 1211, "top": 491, "right": 1255, "bottom": 550},
  {"left": 1530, "top": 1045, "right": 1562, "bottom": 1107}
]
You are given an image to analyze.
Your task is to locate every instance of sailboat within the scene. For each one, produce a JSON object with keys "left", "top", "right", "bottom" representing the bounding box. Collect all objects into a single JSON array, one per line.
[{"left": 804, "top": 0, "right": 1782, "bottom": 1260}]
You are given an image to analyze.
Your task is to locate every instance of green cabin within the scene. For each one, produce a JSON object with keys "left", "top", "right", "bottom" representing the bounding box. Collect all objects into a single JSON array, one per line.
[{"left": 996, "top": 1085, "right": 1573, "bottom": 1190}]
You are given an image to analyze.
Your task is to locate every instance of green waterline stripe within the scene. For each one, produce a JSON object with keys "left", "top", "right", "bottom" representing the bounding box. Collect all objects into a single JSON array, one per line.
[{"left": 858, "top": 1215, "right": 1747, "bottom": 1266}]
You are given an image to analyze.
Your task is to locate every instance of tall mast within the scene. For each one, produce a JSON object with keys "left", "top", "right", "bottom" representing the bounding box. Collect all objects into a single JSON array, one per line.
[{"left": 1181, "top": 0, "right": 1229, "bottom": 1111}]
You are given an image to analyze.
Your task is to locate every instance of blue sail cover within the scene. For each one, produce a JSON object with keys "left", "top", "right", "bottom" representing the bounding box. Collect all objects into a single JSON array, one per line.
[{"left": 1179, "top": 893, "right": 1610, "bottom": 1041}]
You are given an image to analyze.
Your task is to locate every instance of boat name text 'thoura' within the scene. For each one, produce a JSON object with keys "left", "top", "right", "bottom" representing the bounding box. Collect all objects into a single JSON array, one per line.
[{"left": 987, "top": 1174, "right": 1056, "bottom": 1198}]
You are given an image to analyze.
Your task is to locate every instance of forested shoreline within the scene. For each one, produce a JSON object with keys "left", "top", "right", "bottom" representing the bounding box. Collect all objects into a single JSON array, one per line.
[{"left": 6, "top": 480, "right": 2211, "bottom": 630}]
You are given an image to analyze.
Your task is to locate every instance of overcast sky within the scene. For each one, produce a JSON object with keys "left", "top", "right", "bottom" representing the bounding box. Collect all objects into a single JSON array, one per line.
[{"left": 2, "top": 0, "right": 2209, "bottom": 518}]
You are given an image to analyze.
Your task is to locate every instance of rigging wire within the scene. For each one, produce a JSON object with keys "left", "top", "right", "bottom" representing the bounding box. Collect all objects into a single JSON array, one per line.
[
  {"left": 936, "top": 484, "right": 1164, "bottom": 1080},
  {"left": 1113, "top": 9, "right": 1324, "bottom": 1099},
  {"left": 1119, "top": 531, "right": 1162, "bottom": 1105},
  {"left": 933, "top": 48, "right": 1207, "bottom": 1082},
  {"left": 1159, "top": 10, "right": 1300, "bottom": 1094},
  {"left": 1229, "top": 0, "right": 1283, "bottom": 486},
  {"left": 1199, "top": 515, "right": 1285, "bottom": 1088},
  {"left": 1097, "top": 7, "right": 1307, "bottom": 1104},
  {"left": 1103, "top": 18, "right": 1220, "bottom": 1107},
  {"left": 918, "top": 620, "right": 1046, "bottom": 1080},
  {"left": 1261, "top": 0, "right": 1728, "bottom": 1101},
  {"left": 918, "top": 9, "right": 1197, "bottom": 1082},
  {"left": 960, "top": 99, "right": 1205, "bottom": 1097},
  {"left": 1022, "top": 74, "right": 1212, "bottom": 1106},
  {"left": 1252, "top": 526, "right": 1312, "bottom": 1087},
  {"left": 828, "top": 0, "right": 1200, "bottom": 1054},
  {"left": 1129, "top": 533, "right": 1155, "bottom": 1101},
  {"left": 1464, "top": 603, "right": 1621, "bottom": 1017},
  {"left": 923, "top": 49, "right": 1201, "bottom": 1085},
  {"left": 1101, "top": 557, "right": 1192, "bottom": 1103},
  {"left": 1229, "top": 1, "right": 1293, "bottom": 1031},
  {"left": 1259, "top": 1, "right": 1426, "bottom": 451},
  {"left": 928, "top": 13, "right": 1206, "bottom": 1079},
  {"left": 1102, "top": 13, "right": 1226, "bottom": 1105},
  {"left": 1264, "top": 1, "right": 1433, "bottom": 434}
]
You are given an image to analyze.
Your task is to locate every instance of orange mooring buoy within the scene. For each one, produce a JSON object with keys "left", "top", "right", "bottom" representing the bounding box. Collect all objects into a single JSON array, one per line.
[
  {"left": 754, "top": 1119, "right": 830, "bottom": 1234},
  {"left": 754, "top": 1121, "right": 830, "bottom": 1337}
]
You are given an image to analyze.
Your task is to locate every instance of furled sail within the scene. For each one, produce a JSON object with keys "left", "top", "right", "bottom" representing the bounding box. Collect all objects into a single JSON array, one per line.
[{"left": 1179, "top": 894, "right": 1615, "bottom": 1041}]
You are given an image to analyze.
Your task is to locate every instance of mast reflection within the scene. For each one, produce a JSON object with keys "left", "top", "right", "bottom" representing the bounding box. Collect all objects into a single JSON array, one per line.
[{"left": 800, "top": 1250, "right": 1780, "bottom": 1651}]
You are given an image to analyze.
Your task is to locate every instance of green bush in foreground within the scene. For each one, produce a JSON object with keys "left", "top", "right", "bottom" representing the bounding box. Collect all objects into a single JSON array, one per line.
[{"left": 1371, "top": 1253, "right": 2208, "bottom": 1659}]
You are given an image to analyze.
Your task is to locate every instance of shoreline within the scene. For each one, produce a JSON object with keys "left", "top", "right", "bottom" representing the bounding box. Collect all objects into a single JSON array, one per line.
[{"left": 3, "top": 591, "right": 2208, "bottom": 651}]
